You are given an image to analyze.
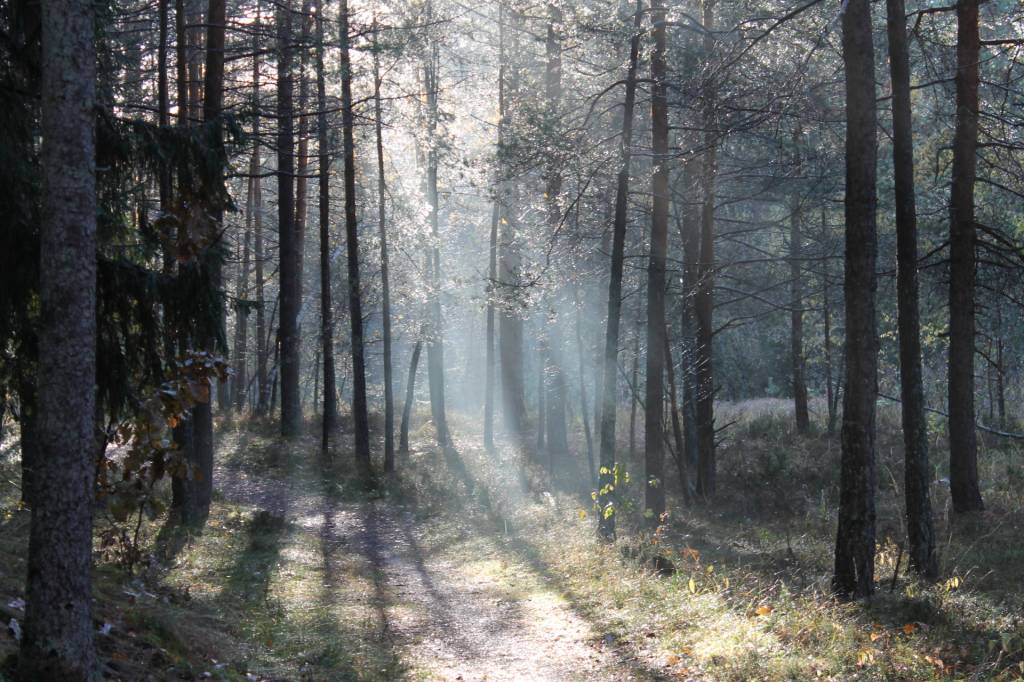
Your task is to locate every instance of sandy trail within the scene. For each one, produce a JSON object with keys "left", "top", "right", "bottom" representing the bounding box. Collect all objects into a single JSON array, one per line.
[{"left": 217, "top": 443, "right": 660, "bottom": 681}]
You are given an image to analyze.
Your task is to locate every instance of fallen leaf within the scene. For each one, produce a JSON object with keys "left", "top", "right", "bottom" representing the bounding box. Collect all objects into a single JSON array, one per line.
[{"left": 755, "top": 605, "right": 773, "bottom": 617}]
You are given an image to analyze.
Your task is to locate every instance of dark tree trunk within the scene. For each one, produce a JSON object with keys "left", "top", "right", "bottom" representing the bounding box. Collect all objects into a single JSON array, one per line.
[
  {"left": 886, "top": 0, "right": 938, "bottom": 578},
  {"left": 628, "top": 327, "right": 640, "bottom": 462},
  {"left": 574, "top": 285, "right": 595, "bottom": 482},
  {"left": 423, "top": 45, "right": 450, "bottom": 448},
  {"left": 947, "top": 0, "right": 984, "bottom": 513},
  {"left": 339, "top": 0, "right": 371, "bottom": 467},
  {"left": 833, "top": 0, "right": 879, "bottom": 600},
  {"left": 664, "top": 326, "right": 693, "bottom": 503},
  {"left": 695, "top": 0, "right": 717, "bottom": 498},
  {"left": 19, "top": 0, "right": 98, "bottom": 673},
  {"left": 596, "top": 0, "right": 642, "bottom": 540},
  {"left": 232, "top": 185, "right": 253, "bottom": 412},
  {"left": 678, "top": 153, "right": 701, "bottom": 478},
  {"left": 821, "top": 207, "right": 838, "bottom": 436},
  {"left": 372, "top": 22, "right": 395, "bottom": 471},
  {"left": 315, "top": 0, "right": 337, "bottom": 453},
  {"left": 176, "top": 0, "right": 225, "bottom": 527},
  {"left": 400, "top": 339, "right": 424, "bottom": 455},
  {"left": 537, "top": 340, "right": 547, "bottom": 455},
  {"left": 644, "top": 0, "right": 670, "bottom": 524},
  {"left": 278, "top": 0, "right": 302, "bottom": 435},
  {"left": 293, "top": 0, "right": 313, "bottom": 307},
  {"left": 789, "top": 127, "right": 810, "bottom": 432}
]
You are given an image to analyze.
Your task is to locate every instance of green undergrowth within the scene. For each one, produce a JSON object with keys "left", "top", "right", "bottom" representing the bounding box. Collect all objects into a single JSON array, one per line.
[
  {"left": 396, "top": 407, "right": 1024, "bottom": 682},
  {"left": 1, "top": 403, "right": 1023, "bottom": 681}
]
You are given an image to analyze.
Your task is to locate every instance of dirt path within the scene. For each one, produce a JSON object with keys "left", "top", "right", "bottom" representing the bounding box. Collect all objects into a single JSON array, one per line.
[{"left": 215, "top": 440, "right": 661, "bottom": 681}]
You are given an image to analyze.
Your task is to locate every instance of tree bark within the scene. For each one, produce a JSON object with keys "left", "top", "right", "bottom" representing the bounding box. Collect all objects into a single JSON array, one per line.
[
  {"left": 423, "top": 43, "right": 450, "bottom": 448},
  {"left": 886, "top": 0, "right": 938, "bottom": 578},
  {"left": 947, "top": 0, "right": 984, "bottom": 513},
  {"left": 542, "top": 3, "right": 569, "bottom": 466},
  {"left": 484, "top": 2, "right": 505, "bottom": 451},
  {"left": 695, "top": 0, "right": 717, "bottom": 498},
  {"left": 789, "top": 127, "right": 810, "bottom": 432},
  {"left": 232, "top": 184, "right": 253, "bottom": 411},
  {"left": 372, "top": 22, "right": 395, "bottom": 471},
  {"left": 293, "top": 0, "right": 313, "bottom": 306},
  {"left": 644, "top": 0, "right": 670, "bottom": 524},
  {"left": 596, "top": 0, "right": 642, "bottom": 540},
  {"left": 339, "top": 0, "right": 371, "bottom": 467},
  {"left": 833, "top": 0, "right": 879, "bottom": 600},
  {"left": 315, "top": 0, "right": 338, "bottom": 454},
  {"left": 400, "top": 338, "right": 424, "bottom": 455},
  {"left": 278, "top": 0, "right": 302, "bottom": 435},
  {"left": 19, "top": 0, "right": 98, "bottom": 672}
]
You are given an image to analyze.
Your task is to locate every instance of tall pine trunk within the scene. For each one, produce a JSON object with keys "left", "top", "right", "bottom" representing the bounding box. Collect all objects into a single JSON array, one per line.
[
  {"left": 372, "top": 22, "right": 395, "bottom": 470},
  {"left": 423, "top": 44, "right": 450, "bottom": 448},
  {"left": 339, "top": 0, "right": 371, "bottom": 467},
  {"left": 695, "top": 0, "right": 717, "bottom": 498},
  {"left": 20, "top": 0, "right": 98, "bottom": 673},
  {"left": 789, "top": 127, "right": 810, "bottom": 432},
  {"left": 315, "top": 0, "right": 338, "bottom": 452},
  {"left": 278, "top": 0, "right": 303, "bottom": 435},
  {"left": 596, "top": 0, "right": 642, "bottom": 539},
  {"left": 644, "top": 0, "right": 669, "bottom": 524},
  {"left": 886, "top": 0, "right": 938, "bottom": 577},
  {"left": 947, "top": 0, "right": 984, "bottom": 513},
  {"left": 400, "top": 338, "right": 424, "bottom": 454},
  {"left": 833, "top": 0, "right": 879, "bottom": 600}
]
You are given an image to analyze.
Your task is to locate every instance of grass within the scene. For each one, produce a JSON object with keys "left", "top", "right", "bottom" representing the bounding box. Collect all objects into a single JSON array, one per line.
[{"left": 0, "top": 402, "right": 1023, "bottom": 681}]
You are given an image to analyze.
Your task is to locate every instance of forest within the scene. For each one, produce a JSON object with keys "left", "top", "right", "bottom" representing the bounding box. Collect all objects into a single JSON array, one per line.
[{"left": 1, "top": 0, "right": 1023, "bottom": 679}]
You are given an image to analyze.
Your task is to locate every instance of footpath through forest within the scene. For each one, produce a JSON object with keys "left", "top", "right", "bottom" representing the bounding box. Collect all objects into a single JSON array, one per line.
[{"left": 193, "top": 423, "right": 683, "bottom": 682}]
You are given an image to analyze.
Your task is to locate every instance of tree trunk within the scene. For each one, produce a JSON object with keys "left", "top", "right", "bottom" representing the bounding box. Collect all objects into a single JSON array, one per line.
[
  {"left": 947, "top": 0, "right": 984, "bottom": 513},
  {"left": 278, "top": 0, "right": 302, "bottom": 435},
  {"left": 485, "top": 198, "right": 499, "bottom": 450},
  {"left": 19, "top": 0, "right": 98, "bottom": 673},
  {"left": 833, "top": 0, "right": 879, "bottom": 600},
  {"left": 678, "top": 151, "right": 701, "bottom": 478},
  {"left": 644, "top": 0, "right": 669, "bottom": 524},
  {"left": 177, "top": 0, "right": 226, "bottom": 527},
  {"left": 400, "top": 339, "right": 424, "bottom": 455},
  {"left": 315, "top": 0, "right": 338, "bottom": 454},
  {"left": 695, "top": 0, "right": 717, "bottom": 498},
  {"left": 485, "top": 3, "right": 505, "bottom": 451},
  {"left": 596, "top": 0, "right": 642, "bottom": 540},
  {"left": 629, "top": 327, "right": 640, "bottom": 462},
  {"left": 339, "top": 0, "right": 371, "bottom": 467},
  {"left": 423, "top": 44, "right": 450, "bottom": 448},
  {"left": 294, "top": 0, "right": 313, "bottom": 304},
  {"left": 821, "top": 207, "right": 838, "bottom": 436},
  {"left": 372, "top": 22, "right": 395, "bottom": 471},
  {"left": 886, "top": 0, "right": 938, "bottom": 578},
  {"left": 664, "top": 325, "right": 693, "bottom": 503},
  {"left": 232, "top": 184, "right": 253, "bottom": 411},
  {"left": 574, "top": 285, "right": 595, "bottom": 483},
  {"left": 789, "top": 127, "right": 810, "bottom": 432}
]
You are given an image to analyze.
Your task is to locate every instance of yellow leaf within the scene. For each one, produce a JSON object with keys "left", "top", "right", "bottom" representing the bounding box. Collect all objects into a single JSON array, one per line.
[
  {"left": 870, "top": 632, "right": 884, "bottom": 642},
  {"left": 856, "top": 649, "right": 875, "bottom": 667},
  {"left": 755, "top": 605, "right": 773, "bottom": 617},
  {"left": 578, "top": 509, "right": 587, "bottom": 520},
  {"left": 688, "top": 577, "right": 697, "bottom": 594}
]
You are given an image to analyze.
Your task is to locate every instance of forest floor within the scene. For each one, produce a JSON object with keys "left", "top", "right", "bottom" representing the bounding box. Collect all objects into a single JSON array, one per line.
[{"left": 1, "top": 401, "right": 1023, "bottom": 681}]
